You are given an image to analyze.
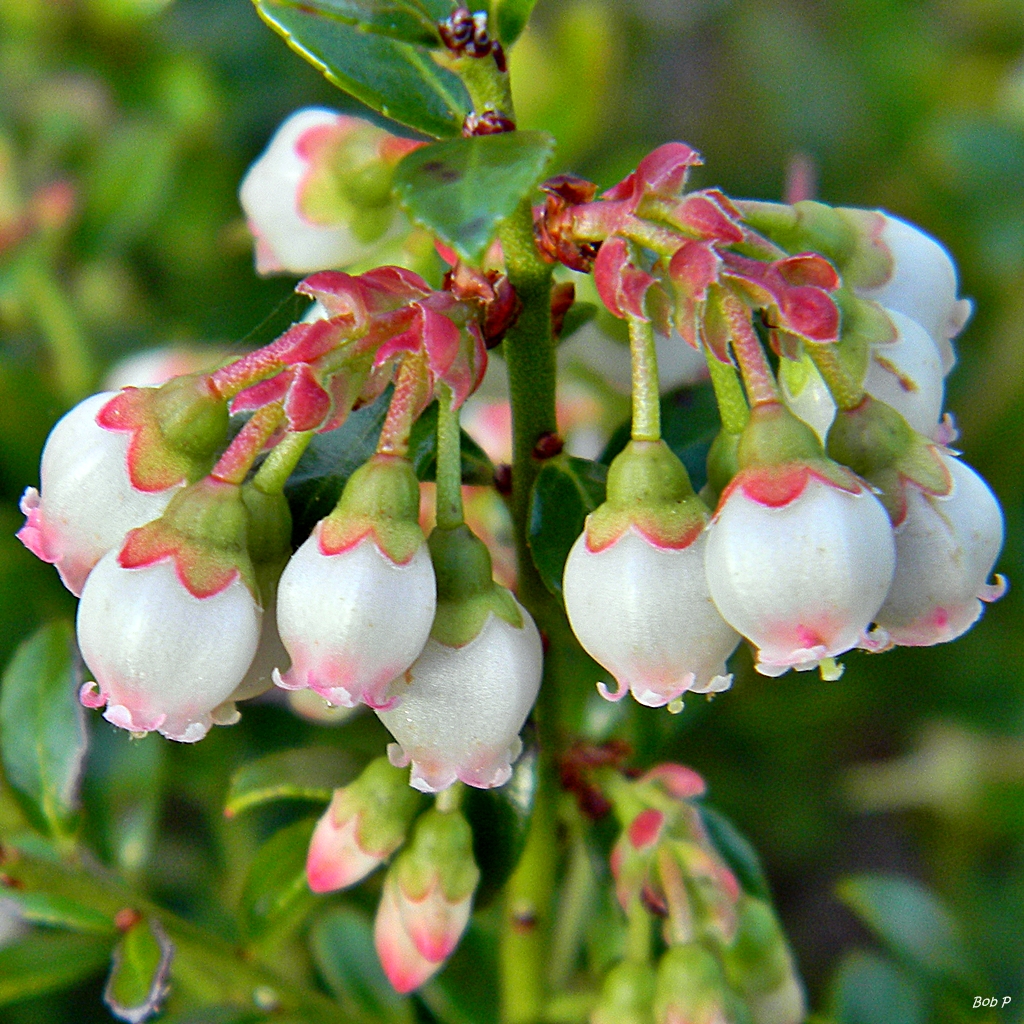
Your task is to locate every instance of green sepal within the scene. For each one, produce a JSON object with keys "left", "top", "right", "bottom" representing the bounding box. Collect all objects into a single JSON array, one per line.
[
  {"left": 826, "top": 396, "right": 952, "bottom": 524},
  {"left": 394, "top": 807, "right": 480, "bottom": 904},
  {"left": 337, "top": 757, "right": 425, "bottom": 858},
  {"left": 737, "top": 402, "right": 823, "bottom": 468},
  {"left": 428, "top": 524, "right": 522, "bottom": 647},
  {"left": 705, "top": 429, "right": 741, "bottom": 507},
  {"left": 654, "top": 943, "right": 731, "bottom": 1022},
  {"left": 320, "top": 454, "right": 425, "bottom": 565},
  {"left": 591, "top": 960, "right": 656, "bottom": 1024},
  {"left": 833, "top": 288, "right": 897, "bottom": 389},
  {"left": 119, "top": 479, "right": 258, "bottom": 599},
  {"left": 720, "top": 896, "right": 795, "bottom": 998},
  {"left": 586, "top": 440, "right": 707, "bottom": 551}
]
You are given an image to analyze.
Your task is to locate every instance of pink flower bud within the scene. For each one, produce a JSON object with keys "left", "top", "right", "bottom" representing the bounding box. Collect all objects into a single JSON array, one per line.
[
  {"left": 377, "top": 600, "right": 543, "bottom": 793},
  {"left": 17, "top": 392, "right": 181, "bottom": 596},
  {"left": 274, "top": 531, "right": 436, "bottom": 710},
  {"left": 374, "top": 875, "right": 443, "bottom": 994},
  {"left": 875, "top": 452, "right": 1006, "bottom": 646},
  {"left": 564, "top": 528, "right": 739, "bottom": 707},
  {"left": 706, "top": 467, "right": 896, "bottom": 676},
  {"left": 77, "top": 551, "right": 261, "bottom": 742},
  {"left": 239, "top": 108, "right": 413, "bottom": 275},
  {"left": 855, "top": 213, "right": 971, "bottom": 374}
]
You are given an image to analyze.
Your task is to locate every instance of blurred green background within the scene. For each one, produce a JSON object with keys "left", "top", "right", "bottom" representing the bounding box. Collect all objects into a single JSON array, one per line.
[{"left": 0, "top": 0, "right": 1022, "bottom": 1021}]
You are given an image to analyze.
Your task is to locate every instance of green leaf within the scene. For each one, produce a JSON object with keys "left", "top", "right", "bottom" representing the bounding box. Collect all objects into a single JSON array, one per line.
[
  {"left": 253, "top": 0, "right": 469, "bottom": 138},
  {"left": 487, "top": 0, "right": 538, "bottom": 45},
  {"left": 464, "top": 744, "right": 537, "bottom": 907},
  {"left": 0, "top": 621, "right": 86, "bottom": 838},
  {"left": 310, "top": 906, "right": 414, "bottom": 1024},
  {"left": 103, "top": 917, "right": 174, "bottom": 1024},
  {"left": 225, "top": 746, "right": 355, "bottom": 818},
  {"left": 2, "top": 890, "right": 115, "bottom": 935},
  {"left": 284, "top": 388, "right": 390, "bottom": 545},
  {"left": 239, "top": 817, "right": 320, "bottom": 943},
  {"left": 394, "top": 131, "right": 556, "bottom": 262},
  {"left": 828, "top": 950, "right": 927, "bottom": 1024},
  {"left": 260, "top": 0, "right": 453, "bottom": 47},
  {"left": 0, "top": 931, "right": 113, "bottom": 1005},
  {"left": 698, "top": 804, "right": 772, "bottom": 904},
  {"left": 527, "top": 454, "right": 607, "bottom": 597},
  {"left": 601, "top": 383, "right": 721, "bottom": 493},
  {"left": 836, "top": 874, "right": 977, "bottom": 986},
  {"left": 409, "top": 399, "right": 496, "bottom": 485}
]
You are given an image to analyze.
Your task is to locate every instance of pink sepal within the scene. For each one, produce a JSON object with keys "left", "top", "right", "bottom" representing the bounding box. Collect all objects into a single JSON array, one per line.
[
  {"left": 627, "top": 808, "right": 665, "bottom": 850},
  {"left": 594, "top": 237, "right": 655, "bottom": 320},
  {"left": 375, "top": 878, "right": 443, "bottom": 994},
  {"left": 602, "top": 142, "right": 703, "bottom": 205},
  {"left": 641, "top": 763, "right": 707, "bottom": 800}
]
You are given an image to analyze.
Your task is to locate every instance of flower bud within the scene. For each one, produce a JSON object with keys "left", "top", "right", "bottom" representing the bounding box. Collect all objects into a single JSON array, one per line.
[
  {"left": 564, "top": 441, "right": 739, "bottom": 708},
  {"left": 306, "top": 757, "right": 423, "bottom": 893},
  {"left": 653, "top": 944, "right": 736, "bottom": 1024},
  {"left": 591, "top": 961, "right": 657, "bottom": 1024},
  {"left": 875, "top": 452, "right": 1006, "bottom": 646},
  {"left": 705, "top": 406, "right": 895, "bottom": 677},
  {"left": 76, "top": 479, "right": 262, "bottom": 742},
  {"left": 274, "top": 455, "right": 436, "bottom": 710},
  {"left": 239, "top": 108, "right": 418, "bottom": 275},
  {"left": 377, "top": 525, "right": 543, "bottom": 793},
  {"left": 17, "top": 392, "right": 181, "bottom": 596},
  {"left": 374, "top": 808, "right": 479, "bottom": 993}
]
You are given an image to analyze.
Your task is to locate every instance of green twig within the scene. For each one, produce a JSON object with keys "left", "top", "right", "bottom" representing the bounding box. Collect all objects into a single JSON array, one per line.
[{"left": 435, "top": 382, "right": 465, "bottom": 530}]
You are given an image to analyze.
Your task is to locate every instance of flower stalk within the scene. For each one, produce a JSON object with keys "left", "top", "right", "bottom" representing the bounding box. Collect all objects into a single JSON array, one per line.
[{"left": 627, "top": 315, "right": 661, "bottom": 442}]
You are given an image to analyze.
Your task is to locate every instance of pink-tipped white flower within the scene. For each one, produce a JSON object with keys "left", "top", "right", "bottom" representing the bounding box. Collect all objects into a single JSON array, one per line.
[
  {"left": 274, "top": 530, "right": 436, "bottom": 710},
  {"left": 17, "top": 392, "right": 181, "bottom": 596},
  {"left": 239, "top": 108, "right": 415, "bottom": 275},
  {"left": 564, "top": 527, "right": 739, "bottom": 707},
  {"left": 77, "top": 551, "right": 261, "bottom": 742},
  {"left": 374, "top": 874, "right": 443, "bottom": 994},
  {"left": 875, "top": 452, "right": 1006, "bottom": 646},
  {"left": 705, "top": 465, "right": 896, "bottom": 677},
  {"left": 377, "top": 600, "right": 542, "bottom": 793},
  {"left": 855, "top": 212, "right": 971, "bottom": 374}
]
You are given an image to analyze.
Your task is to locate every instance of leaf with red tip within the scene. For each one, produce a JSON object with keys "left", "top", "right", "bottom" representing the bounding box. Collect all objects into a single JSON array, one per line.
[
  {"left": 103, "top": 918, "right": 173, "bottom": 1024},
  {"left": 604, "top": 142, "right": 703, "bottom": 204},
  {"left": 671, "top": 192, "right": 744, "bottom": 243},
  {"left": 628, "top": 808, "right": 665, "bottom": 850},
  {"left": 284, "top": 363, "right": 334, "bottom": 431},
  {"left": 643, "top": 763, "right": 707, "bottom": 800}
]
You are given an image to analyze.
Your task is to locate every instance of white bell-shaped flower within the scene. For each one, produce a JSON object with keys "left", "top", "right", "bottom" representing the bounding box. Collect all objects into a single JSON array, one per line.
[
  {"left": 274, "top": 531, "right": 436, "bottom": 710},
  {"left": 77, "top": 552, "right": 261, "bottom": 742},
  {"left": 876, "top": 452, "right": 1005, "bottom": 646},
  {"left": 17, "top": 392, "right": 180, "bottom": 596},
  {"left": 705, "top": 468, "right": 896, "bottom": 676},
  {"left": 855, "top": 213, "right": 971, "bottom": 374},
  {"left": 563, "top": 528, "right": 739, "bottom": 707},
  {"left": 377, "top": 600, "right": 543, "bottom": 793}
]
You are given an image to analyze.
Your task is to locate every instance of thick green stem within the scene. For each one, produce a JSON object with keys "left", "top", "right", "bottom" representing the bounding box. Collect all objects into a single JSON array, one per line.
[
  {"left": 808, "top": 343, "right": 865, "bottom": 411},
  {"left": 627, "top": 315, "right": 661, "bottom": 441},
  {"left": 435, "top": 382, "right": 465, "bottom": 530},
  {"left": 705, "top": 347, "right": 750, "bottom": 435},
  {"left": 452, "top": 52, "right": 515, "bottom": 121},
  {"left": 253, "top": 430, "right": 313, "bottom": 495}
]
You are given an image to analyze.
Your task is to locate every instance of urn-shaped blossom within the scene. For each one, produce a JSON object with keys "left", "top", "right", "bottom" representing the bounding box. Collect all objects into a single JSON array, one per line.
[
  {"left": 705, "top": 405, "right": 896, "bottom": 677},
  {"left": 377, "top": 525, "right": 542, "bottom": 793},
  {"left": 591, "top": 961, "right": 657, "bottom": 1024},
  {"left": 653, "top": 944, "right": 737, "bottom": 1024},
  {"left": 17, "top": 392, "right": 180, "bottom": 596},
  {"left": 274, "top": 455, "right": 436, "bottom": 710},
  {"left": 77, "top": 480, "right": 262, "bottom": 742},
  {"left": 875, "top": 452, "right": 1006, "bottom": 646},
  {"left": 374, "top": 808, "right": 479, "bottom": 993},
  {"left": 239, "top": 108, "right": 418, "bottom": 275},
  {"left": 564, "top": 441, "right": 739, "bottom": 708},
  {"left": 306, "top": 757, "right": 423, "bottom": 893}
]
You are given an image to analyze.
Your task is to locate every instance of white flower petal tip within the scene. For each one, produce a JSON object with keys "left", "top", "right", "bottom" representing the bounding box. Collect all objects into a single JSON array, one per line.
[
  {"left": 933, "top": 413, "right": 959, "bottom": 447},
  {"left": 596, "top": 677, "right": 630, "bottom": 702},
  {"left": 982, "top": 574, "right": 1008, "bottom": 603},
  {"left": 631, "top": 674, "right": 696, "bottom": 709},
  {"left": 688, "top": 672, "right": 733, "bottom": 695},
  {"left": 858, "top": 626, "right": 892, "bottom": 654}
]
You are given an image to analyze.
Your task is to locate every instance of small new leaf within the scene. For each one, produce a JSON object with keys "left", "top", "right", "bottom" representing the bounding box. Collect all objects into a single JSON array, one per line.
[
  {"left": 103, "top": 918, "right": 174, "bottom": 1024},
  {"left": 394, "top": 132, "right": 556, "bottom": 263},
  {"left": 487, "top": 0, "right": 538, "bottom": 45},
  {"left": 225, "top": 746, "right": 354, "bottom": 818}
]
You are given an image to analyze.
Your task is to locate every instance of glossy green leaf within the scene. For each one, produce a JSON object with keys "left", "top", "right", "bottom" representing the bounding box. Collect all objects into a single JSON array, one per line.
[
  {"left": 0, "top": 621, "right": 86, "bottom": 838},
  {"left": 239, "top": 817, "right": 320, "bottom": 943},
  {"left": 699, "top": 804, "right": 772, "bottom": 903},
  {"left": 420, "top": 921, "right": 499, "bottom": 1024},
  {"left": 487, "top": 0, "right": 538, "bottom": 45},
  {"left": 0, "top": 931, "right": 113, "bottom": 1005},
  {"left": 836, "top": 874, "right": 976, "bottom": 986},
  {"left": 527, "top": 454, "right": 607, "bottom": 597},
  {"left": 464, "top": 744, "right": 537, "bottom": 907},
  {"left": 828, "top": 950, "right": 927, "bottom": 1024},
  {"left": 254, "top": 0, "right": 469, "bottom": 138},
  {"left": 284, "top": 388, "right": 390, "bottom": 545},
  {"left": 394, "top": 131, "right": 556, "bottom": 262},
  {"left": 310, "top": 907, "right": 414, "bottom": 1024},
  {"left": 261, "top": 0, "right": 453, "bottom": 47},
  {"left": 409, "top": 399, "right": 496, "bottom": 485},
  {"left": 601, "top": 382, "right": 721, "bottom": 493},
  {"left": 225, "top": 746, "right": 354, "bottom": 818},
  {"left": 2, "top": 890, "right": 115, "bottom": 935},
  {"left": 103, "top": 917, "right": 174, "bottom": 1024}
]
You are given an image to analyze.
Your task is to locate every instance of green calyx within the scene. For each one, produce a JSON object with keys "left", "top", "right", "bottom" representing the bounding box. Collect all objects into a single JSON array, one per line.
[
  {"left": 428, "top": 524, "right": 522, "bottom": 647},
  {"left": 720, "top": 896, "right": 794, "bottom": 1000},
  {"left": 832, "top": 289, "right": 897, "bottom": 388},
  {"left": 321, "top": 454, "right": 425, "bottom": 564},
  {"left": 654, "top": 944, "right": 731, "bottom": 1020},
  {"left": 394, "top": 807, "right": 480, "bottom": 904},
  {"left": 705, "top": 429, "right": 741, "bottom": 506},
  {"left": 340, "top": 757, "right": 424, "bottom": 859},
  {"left": 826, "top": 395, "right": 952, "bottom": 522},
  {"left": 241, "top": 483, "right": 293, "bottom": 609},
  {"left": 152, "top": 373, "right": 231, "bottom": 469},
  {"left": 586, "top": 441, "right": 708, "bottom": 550},
  {"left": 592, "top": 961, "right": 656, "bottom": 1024}
]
